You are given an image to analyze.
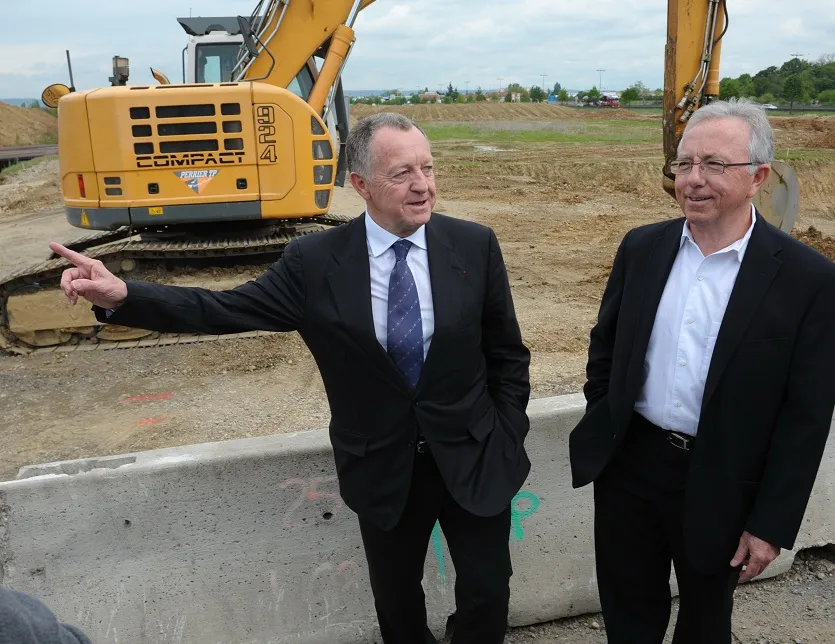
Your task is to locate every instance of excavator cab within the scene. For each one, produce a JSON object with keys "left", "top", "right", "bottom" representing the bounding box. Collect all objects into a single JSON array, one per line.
[{"left": 178, "top": 16, "right": 346, "bottom": 187}]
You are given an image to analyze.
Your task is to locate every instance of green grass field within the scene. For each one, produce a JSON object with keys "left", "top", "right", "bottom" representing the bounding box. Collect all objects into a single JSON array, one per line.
[{"left": 422, "top": 120, "right": 661, "bottom": 144}]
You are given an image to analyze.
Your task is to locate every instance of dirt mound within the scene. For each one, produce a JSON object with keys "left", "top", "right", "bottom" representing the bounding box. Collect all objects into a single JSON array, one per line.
[
  {"left": 0, "top": 158, "right": 61, "bottom": 215},
  {"left": 0, "top": 102, "right": 58, "bottom": 147},
  {"left": 771, "top": 115, "right": 835, "bottom": 149},
  {"left": 350, "top": 102, "right": 580, "bottom": 122},
  {"left": 794, "top": 226, "right": 835, "bottom": 261}
]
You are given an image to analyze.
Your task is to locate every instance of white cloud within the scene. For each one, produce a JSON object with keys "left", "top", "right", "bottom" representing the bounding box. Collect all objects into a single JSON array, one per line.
[
  {"left": 780, "top": 18, "right": 805, "bottom": 37},
  {"left": 0, "top": 0, "right": 832, "bottom": 98}
]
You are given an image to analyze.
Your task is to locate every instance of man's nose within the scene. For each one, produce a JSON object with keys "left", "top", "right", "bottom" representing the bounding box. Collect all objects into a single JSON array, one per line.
[
  {"left": 687, "top": 164, "right": 707, "bottom": 185},
  {"left": 410, "top": 172, "right": 428, "bottom": 192}
]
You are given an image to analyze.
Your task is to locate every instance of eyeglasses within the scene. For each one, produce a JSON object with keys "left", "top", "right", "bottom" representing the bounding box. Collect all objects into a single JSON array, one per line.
[{"left": 668, "top": 160, "right": 759, "bottom": 175}]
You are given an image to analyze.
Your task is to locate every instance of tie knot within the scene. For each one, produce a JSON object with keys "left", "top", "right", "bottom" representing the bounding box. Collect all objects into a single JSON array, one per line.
[{"left": 391, "top": 239, "right": 413, "bottom": 262}]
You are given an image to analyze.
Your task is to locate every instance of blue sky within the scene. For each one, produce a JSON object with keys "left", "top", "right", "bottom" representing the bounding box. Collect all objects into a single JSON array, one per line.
[{"left": 1, "top": 0, "right": 832, "bottom": 98}]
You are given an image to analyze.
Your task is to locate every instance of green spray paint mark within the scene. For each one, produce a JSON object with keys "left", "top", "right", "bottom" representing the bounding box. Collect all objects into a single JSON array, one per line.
[
  {"left": 431, "top": 491, "right": 541, "bottom": 585},
  {"left": 510, "top": 490, "right": 540, "bottom": 541},
  {"left": 431, "top": 521, "right": 447, "bottom": 585}
]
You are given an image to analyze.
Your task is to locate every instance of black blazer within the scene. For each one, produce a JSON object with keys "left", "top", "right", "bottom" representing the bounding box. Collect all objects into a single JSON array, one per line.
[
  {"left": 570, "top": 212, "right": 835, "bottom": 573},
  {"left": 97, "top": 213, "right": 532, "bottom": 530}
]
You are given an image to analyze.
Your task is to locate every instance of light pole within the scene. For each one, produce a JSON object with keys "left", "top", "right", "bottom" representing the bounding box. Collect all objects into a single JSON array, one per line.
[{"left": 596, "top": 68, "right": 605, "bottom": 92}]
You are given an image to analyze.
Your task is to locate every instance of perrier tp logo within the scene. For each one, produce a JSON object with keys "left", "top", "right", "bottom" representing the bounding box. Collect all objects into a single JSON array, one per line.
[{"left": 174, "top": 169, "right": 219, "bottom": 194}]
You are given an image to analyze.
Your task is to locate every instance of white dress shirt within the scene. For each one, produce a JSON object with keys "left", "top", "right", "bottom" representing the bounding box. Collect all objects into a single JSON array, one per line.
[
  {"left": 364, "top": 211, "right": 435, "bottom": 359},
  {"left": 634, "top": 205, "right": 757, "bottom": 436}
]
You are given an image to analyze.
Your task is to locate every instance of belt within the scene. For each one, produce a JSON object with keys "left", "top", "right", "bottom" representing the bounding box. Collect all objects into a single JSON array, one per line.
[
  {"left": 416, "top": 435, "right": 430, "bottom": 454},
  {"left": 666, "top": 430, "right": 695, "bottom": 451},
  {"left": 632, "top": 413, "right": 696, "bottom": 452}
]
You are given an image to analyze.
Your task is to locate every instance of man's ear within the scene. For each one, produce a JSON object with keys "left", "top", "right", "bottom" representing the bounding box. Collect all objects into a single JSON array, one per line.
[
  {"left": 748, "top": 163, "right": 771, "bottom": 198},
  {"left": 349, "top": 172, "right": 372, "bottom": 200}
]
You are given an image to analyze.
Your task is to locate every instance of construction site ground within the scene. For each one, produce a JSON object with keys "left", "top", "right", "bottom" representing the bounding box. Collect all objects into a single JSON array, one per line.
[{"left": 1, "top": 103, "right": 835, "bottom": 642}]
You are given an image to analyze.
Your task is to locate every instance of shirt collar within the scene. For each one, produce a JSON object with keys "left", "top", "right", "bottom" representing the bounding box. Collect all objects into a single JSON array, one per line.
[
  {"left": 680, "top": 203, "right": 756, "bottom": 262},
  {"left": 364, "top": 210, "right": 428, "bottom": 258}
]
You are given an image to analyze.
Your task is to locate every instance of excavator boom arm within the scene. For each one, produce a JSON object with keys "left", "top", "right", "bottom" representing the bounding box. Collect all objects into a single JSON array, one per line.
[
  {"left": 663, "top": 0, "right": 726, "bottom": 171},
  {"left": 663, "top": 0, "right": 799, "bottom": 232},
  {"left": 237, "top": 0, "right": 376, "bottom": 113}
]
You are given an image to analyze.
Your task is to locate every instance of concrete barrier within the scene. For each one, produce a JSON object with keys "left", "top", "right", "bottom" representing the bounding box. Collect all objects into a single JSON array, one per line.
[{"left": 0, "top": 393, "right": 833, "bottom": 643}]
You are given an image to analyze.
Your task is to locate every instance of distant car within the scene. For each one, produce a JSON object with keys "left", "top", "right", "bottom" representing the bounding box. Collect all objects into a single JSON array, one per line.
[{"left": 762, "top": 103, "right": 778, "bottom": 110}]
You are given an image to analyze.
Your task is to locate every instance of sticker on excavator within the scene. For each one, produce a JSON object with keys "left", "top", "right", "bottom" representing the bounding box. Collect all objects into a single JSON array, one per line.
[
  {"left": 174, "top": 169, "right": 219, "bottom": 194},
  {"left": 80, "top": 210, "right": 90, "bottom": 227},
  {"left": 149, "top": 207, "right": 164, "bottom": 215}
]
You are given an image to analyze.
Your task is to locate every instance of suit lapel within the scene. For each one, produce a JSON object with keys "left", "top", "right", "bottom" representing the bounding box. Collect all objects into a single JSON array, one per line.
[
  {"left": 326, "top": 214, "right": 411, "bottom": 391},
  {"left": 625, "top": 221, "right": 684, "bottom": 390},
  {"left": 417, "top": 216, "right": 466, "bottom": 389},
  {"left": 701, "top": 215, "right": 782, "bottom": 406}
]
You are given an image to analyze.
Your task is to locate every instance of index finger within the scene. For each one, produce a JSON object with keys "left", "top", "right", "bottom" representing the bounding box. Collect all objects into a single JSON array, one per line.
[{"left": 49, "top": 242, "right": 95, "bottom": 267}]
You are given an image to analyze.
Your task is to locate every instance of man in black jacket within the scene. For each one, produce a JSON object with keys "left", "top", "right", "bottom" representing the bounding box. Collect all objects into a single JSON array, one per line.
[
  {"left": 51, "top": 112, "right": 531, "bottom": 644},
  {"left": 570, "top": 97, "right": 835, "bottom": 643},
  {"left": 0, "top": 588, "right": 91, "bottom": 644}
]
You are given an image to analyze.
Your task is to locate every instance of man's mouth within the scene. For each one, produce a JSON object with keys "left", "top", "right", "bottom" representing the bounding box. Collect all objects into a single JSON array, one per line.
[{"left": 687, "top": 196, "right": 711, "bottom": 203}]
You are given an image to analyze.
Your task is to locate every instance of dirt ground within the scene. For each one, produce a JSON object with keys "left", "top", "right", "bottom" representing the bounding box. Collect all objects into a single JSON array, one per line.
[
  {"left": 0, "top": 157, "right": 62, "bottom": 215},
  {"left": 1, "top": 103, "right": 834, "bottom": 484},
  {"left": 1, "top": 103, "right": 834, "bottom": 641},
  {"left": 0, "top": 102, "right": 57, "bottom": 147}
]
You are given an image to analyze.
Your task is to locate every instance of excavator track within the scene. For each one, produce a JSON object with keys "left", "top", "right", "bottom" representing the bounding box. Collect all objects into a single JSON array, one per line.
[{"left": 0, "top": 214, "right": 354, "bottom": 355}]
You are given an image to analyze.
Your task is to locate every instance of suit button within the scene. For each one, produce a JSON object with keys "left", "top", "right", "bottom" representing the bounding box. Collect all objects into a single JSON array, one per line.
[
  {"left": 612, "top": 433, "right": 617, "bottom": 439},
  {"left": 407, "top": 441, "right": 414, "bottom": 449}
]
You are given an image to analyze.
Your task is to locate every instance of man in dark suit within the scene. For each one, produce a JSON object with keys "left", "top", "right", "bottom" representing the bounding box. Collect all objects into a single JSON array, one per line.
[
  {"left": 50, "top": 112, "right": 531, "bottom": 644},
  {"left": 570, "top": 98, "right": 835, "bottom": 643}
]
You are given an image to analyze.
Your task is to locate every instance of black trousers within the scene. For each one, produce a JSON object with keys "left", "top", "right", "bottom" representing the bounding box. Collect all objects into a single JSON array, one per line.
[
  {"left": 358, "top": 447, "right": 512, "bottom": 644},
  {"left": 593, "top": 413, "right": 740, "bottom": 644}
]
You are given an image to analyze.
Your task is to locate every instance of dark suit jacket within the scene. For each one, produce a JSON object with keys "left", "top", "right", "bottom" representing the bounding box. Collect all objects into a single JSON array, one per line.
[
  {"left": 0, "top": 588, "right": 91, "bottom": 644},
  {"left": 570, "top": 212, "right": 835, "bottom": 573},
  {"left": 97, "top": 213, "right": 531, "bottom": 530}
]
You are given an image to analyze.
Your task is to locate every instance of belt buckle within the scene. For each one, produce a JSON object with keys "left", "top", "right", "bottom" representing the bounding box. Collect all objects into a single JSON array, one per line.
[
  {"left": 416, "top": 437, "right": 429, "bottom": 454},
  {"left": 667, "top": 431, "right": 693, "bottom": 451}
]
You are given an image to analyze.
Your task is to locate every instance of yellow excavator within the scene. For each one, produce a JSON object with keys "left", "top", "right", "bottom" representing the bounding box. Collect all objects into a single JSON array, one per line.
[
  {"left": 0, "top": 0, "right": 800, "bottom": 354},
  {"left": 1, "top": 0, "right": 376, "bottom": 353}
]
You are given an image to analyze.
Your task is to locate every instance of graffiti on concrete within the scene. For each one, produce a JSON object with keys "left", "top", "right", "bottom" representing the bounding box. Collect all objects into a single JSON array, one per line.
[
  {"left": 510, "top": 490, "right": 540, "bottom": 541},
  {"left": 280, "top": 476, "right": 343, "bottom": 528},
  {"left": 431, "top": 489, "right": 541, "bottom": 585}
]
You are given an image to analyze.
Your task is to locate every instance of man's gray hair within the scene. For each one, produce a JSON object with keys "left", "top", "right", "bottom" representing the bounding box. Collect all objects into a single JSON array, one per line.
[
  {"left": 346, "top": 112, "right": 428, "bottom": 179},
  {"left": 679, "top": 98, "right": 775, "bottom": 172}
]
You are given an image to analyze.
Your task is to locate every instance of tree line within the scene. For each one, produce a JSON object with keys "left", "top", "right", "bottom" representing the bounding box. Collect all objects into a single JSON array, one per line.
[
  {"left": 350, "top": 54, "right": 835, "bottom": 109},
  {"left": 717, "top": 54, "right": 835, "bottom": 110},
  {"left": 350, "top": 81, "right": 570, "bottom": 105}
]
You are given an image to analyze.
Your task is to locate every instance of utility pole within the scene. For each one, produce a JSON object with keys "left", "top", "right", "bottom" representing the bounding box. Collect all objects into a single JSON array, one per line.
[
  {"left": 465, "top": 80, "right": 470, "bottom": 95},
  {"left": 497, "top": 76, "right": 503, "bottom": 94},
  {"left": 596, "top": 69, "right": 605, "bottom": 91},
  {"left": 540, "top": 73, "right": 547, "bottom": 90}
]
